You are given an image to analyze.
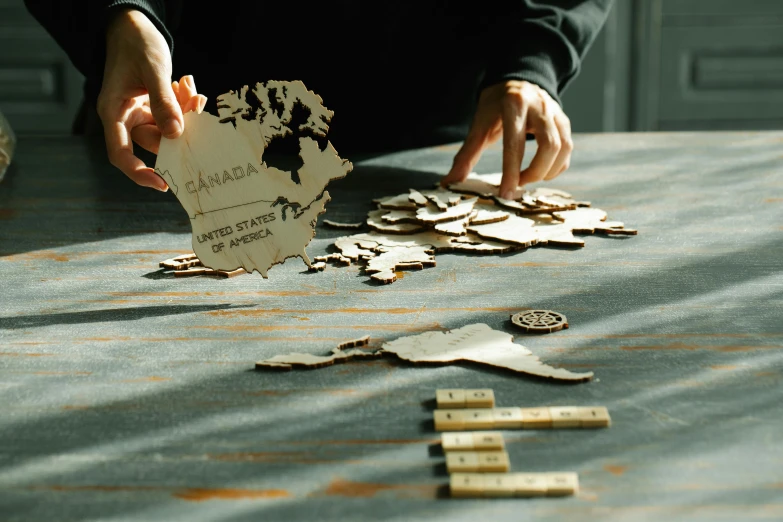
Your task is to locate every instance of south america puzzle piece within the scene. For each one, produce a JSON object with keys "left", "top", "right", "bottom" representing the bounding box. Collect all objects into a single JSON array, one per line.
[{"left": 154, "top": 80, "right": 352, "bottom": 277}]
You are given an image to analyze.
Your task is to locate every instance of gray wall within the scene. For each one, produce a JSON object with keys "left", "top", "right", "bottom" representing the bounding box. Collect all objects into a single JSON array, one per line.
[{"left": 2, "top": 0, "right": 783, "bottom": 135}]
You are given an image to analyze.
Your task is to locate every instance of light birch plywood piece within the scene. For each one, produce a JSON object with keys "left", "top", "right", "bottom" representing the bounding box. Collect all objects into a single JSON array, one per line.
[
  {"left": 410, "top": 188, "right": 465, "bottom": 210},
  {"left": 336, "top": 335, "right": 370, "bottom": 350},
  {"left": 313, "top": 253, "right": 351, "bottom": 266},
  {"left": 545, "top": 472, "right": 580, "bottom": 496},
  {"left": 380, "top": 209, "right": 419, "bottom": 224},
  {"left": 154, "top": 80, "right": 352, "bottom": 277},
  {"left": 493, "top": 196, "right": 574, "bottom": 215},
  {"left": 441, "top": 432, "right": 475, "bottom": 451},
  {"left": 446, "top": 172, "right": 525, "bottom": 200},
  {"left": 492, "top": 407, "right": 524, "bottom": 429},
  {"left": 520, "top": 407, "right": 553, "bottom": 429},
  {"left": 255, "top": 344, "right": 380, "bottom": 371},
  {"left": 364, "top": 245, "right": 435, "bottom": 284},
  {"left": 333, "top": 237, "right": 378, "bottom": 261},
  {"left": 553, "top": 208, "right": 638, "bottom": 235},
  {"left": 441, "top": 432, "right": 505, "bottom": 452},
  {"left": 461, "top": 409, "right": 495, "bottom": 429},
  {"left": 255, "top": 324, "right": 592, "bottom": 380},
  {"left": 381, "top": 323, "right": 593, "bottom": 381},
  {"left": 366, "top": 210, "right": 424, "bottom": 234},
  {"left": 467, "top": 215, "right": 540, "bottom": 248},
  {"left": 415, "top": 197, "right": 477, "bottom": 224},
  {"left": 375, "top": 193, "right": 419, "bottom": 210},
  {"left": 469, "top": 203, "right": 511, "bottom": 225},
  {"left": 511, "top": 310, "right": 569, "bottom": 333},
  {"left": 322, "top": 219, "right": 363, "bottom": 229},
  {"left": 433, "top": 214, "right": 470, "bottom": 236},
  {"left": 481, "top": 474, "right": 517, "bottom": 497},
  {"left": 407, "top": 189, "right": 430, "bottom": 207}
]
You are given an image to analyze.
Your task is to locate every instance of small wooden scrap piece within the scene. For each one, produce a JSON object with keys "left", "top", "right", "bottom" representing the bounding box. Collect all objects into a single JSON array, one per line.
[
  {"left": 160, "top": 254, "right": 202, "bottom": 270},
  {"left": 433, "top": 214, "right": 470, "bottom": 236},
  {"left": 415, "top": 197, "right": 477, "bottom": 224},
  {"left": 467, "top": 215, "right": 539, "bottom": 248},
  {"left": 336, "top": 335, "right": 370, "bottom": 350},
  {"left": 322, "top": 219, "right": 363, "bottom": 229},
  {"left": 511, "top": 310, "right": 569, "bottom": 333},
  {"left": 364, "top": 245, "right": 436, "bottom": 284},
  {"left": 366, "top": 209, "right": 424, "bottom": 234}
]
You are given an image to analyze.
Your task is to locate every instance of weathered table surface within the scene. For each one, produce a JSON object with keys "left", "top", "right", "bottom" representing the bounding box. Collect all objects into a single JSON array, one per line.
[{"left": 1, "top": 132, "right": 781, "bottom": 521}]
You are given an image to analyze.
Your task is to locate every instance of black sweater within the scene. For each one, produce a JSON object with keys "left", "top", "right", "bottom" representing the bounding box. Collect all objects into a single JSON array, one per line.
[{"left": 24, "top": 0, "right": 613, "bottom": 154}]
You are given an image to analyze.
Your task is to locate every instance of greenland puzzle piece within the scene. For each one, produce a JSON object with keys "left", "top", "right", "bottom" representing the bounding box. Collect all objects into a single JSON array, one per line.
[{"left": 154, "top": 80, "right": 352, "bottom": 277}]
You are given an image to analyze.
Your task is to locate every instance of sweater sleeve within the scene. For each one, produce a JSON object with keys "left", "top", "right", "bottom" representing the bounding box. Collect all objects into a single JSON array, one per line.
[
  {"left": 23, "top": 0, "right": 176, "bottom": 82},
  {"left": 480, "top": 0, "right": 614, "bottom": 106}
]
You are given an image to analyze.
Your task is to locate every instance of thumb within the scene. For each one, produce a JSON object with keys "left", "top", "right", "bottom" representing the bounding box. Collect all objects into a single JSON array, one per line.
[{"left": 145, "top": 70, "right": 184, "bottom": 139}]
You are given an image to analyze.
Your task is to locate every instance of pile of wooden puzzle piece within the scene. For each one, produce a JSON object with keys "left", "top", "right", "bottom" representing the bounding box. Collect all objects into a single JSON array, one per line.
[
  {"left": 434, "top": 388, "right": 610, "bottom": 498},
  {"left": 316, "top": 172, "right": 637, "bottom": 284},
  {"left": 158, "top": 253, "right": 246, "bottom": 278}
]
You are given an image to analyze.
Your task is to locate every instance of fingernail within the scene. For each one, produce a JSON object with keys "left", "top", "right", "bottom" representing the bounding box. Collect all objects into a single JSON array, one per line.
[
  {"left": 501, "top": 190, "right": 515, "bottom": 200},
  {"left": 155, "top": 181, "right": 169, "bottom": 192},
  {"left": 163, "top": 119, "right": 181, "bottom": 137}
]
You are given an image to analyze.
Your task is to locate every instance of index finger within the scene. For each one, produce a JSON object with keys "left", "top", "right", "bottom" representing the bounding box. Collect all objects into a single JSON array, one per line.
[{"left": 103, "top": 111, "right": 168, "bottom": 191}]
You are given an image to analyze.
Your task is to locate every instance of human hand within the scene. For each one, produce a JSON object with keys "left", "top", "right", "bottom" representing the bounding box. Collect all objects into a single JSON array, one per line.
[
  {"left": 98, "top": 9, "right": 205, "bottom": 191},
  {"left": 440, "top": 80, "right": 573, "bottom": 200}
]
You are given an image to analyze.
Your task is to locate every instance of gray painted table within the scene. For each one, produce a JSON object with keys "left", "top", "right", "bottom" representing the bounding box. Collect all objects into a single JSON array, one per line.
[{"left": 1, "top": 132, "right": 781, "bottom": 521}]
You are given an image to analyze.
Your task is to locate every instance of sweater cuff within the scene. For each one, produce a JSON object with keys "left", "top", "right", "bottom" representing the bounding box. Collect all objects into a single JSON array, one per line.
[{"left": 105, "top": 1, "right": 173, "bottom": 55}]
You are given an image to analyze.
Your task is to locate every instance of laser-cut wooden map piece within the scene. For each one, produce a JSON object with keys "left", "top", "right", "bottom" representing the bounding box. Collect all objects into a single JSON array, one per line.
[
  {"left": 380, "top": 209, "right": 419, "bottom": 224},
  {"left": 365, "top": 245, "right": 436, "bottom": 284},
  {"left": 322, "top": 219, "right": 363, "bottom": 229},
  {"left": 381, "top": 323, "right": 591, "bottom": 380},
  {"left": 448, "top": 235, "right": 524, "bottom": 254},
  {"left": 467, "top": 215, "right": 540, "bottom": 248},
  {"left": 447, "top": 172, "right": 526, "bottom": 200},
  {"left": 410, "top": 188, "right": 465, "bottom": 210},
  {"left": 434, "top": 215, "right": 470, "bottom": 236},
  {"left": 336, "top": 335, "right": 371, "bottom": 350},
  {"left": 333, "top": 237, "right": 379, "bottom": 261},
  {"left": 255, "top": 323, "right": 592, "bottom": 380},
  {"left": 308, "top": 252, "right": 352, "bottom": 272},
  {"left": 255, "top": 346, "right": 381, "bottom": 370},
  {"left": 367, "top": 209, "right": 425, "bottom": 234},
  {"left": 532, "top": 223, "right": 586, "bottom": 247},
  {"left": 415, "top": 197, "right": 478, "bottom": 223},
  {"left": 154, "top": 80, "right": 352, "bottom": 277},
  {"left": 553, "top": 208, "right": 637, "bottom": 235},
  {"left": 469, "top": 203, "right": 511, "bottom": 225},
  {"left": 375, "top": 193, "right": 419, "bottom": 210},
  {"left": 160, "top": 254, "right": 202, "bottom": 270},
  {"left": 511, "top": 310, "right": 569, "bottom": 333},
  {"left": 408, "top": 189, "right": 430, "bottom": 207},
  {"left": 493, "top": 196, "right": 575, "bottom": 215}
]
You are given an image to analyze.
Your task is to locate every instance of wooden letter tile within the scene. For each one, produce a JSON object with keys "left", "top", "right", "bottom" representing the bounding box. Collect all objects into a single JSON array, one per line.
[
  {"left": 462, "top": 409, "right": 495, "bottom": 430},
  {"left": 449, "top": 473, "right": 485, "bottom": 498},
  {"left": 520, "top": 407, "right": 552, "bottom": 429},
  {"left": 492, "top": 407, "right": 524, "bottom": 429},
  {"left": 578, "top": 406, "right": 611, "bottom": 428},
  {"left": 465, "top": 389, "right": 495, "bottom": 408},
  {"left": 434, "top": 410, "right": 465, "bottom": 431},
  {"left": 472, "top": 432, "right": 505, "bottom": 451},
  {"left": 446, "top": 452, "right": 481, "bottom": 473},
  {"left": 477, "top": 451, "right": 510, "bottom": 472},
  {"left": 436, "top": 389, "right": 466, "bottom": 409},
  {"left": 549, "top": 406, "right": 581, "bottom": 428},
  {"left": 441, "top": 432, "right": 474, "bottom": 451},
  {"left": 481, "top": 473, "right": 516, "bottom": 497},
  {"left": 513, "top": 473, "right": 548, "bottom": 497},
  {"left": 545, "top": 472, "right": 580, "bottom": 496}
]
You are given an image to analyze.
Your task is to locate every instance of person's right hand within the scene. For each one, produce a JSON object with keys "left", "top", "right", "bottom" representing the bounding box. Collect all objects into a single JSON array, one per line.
[{"left": 98, "top": 9, "right": 205, "bottom": 191}]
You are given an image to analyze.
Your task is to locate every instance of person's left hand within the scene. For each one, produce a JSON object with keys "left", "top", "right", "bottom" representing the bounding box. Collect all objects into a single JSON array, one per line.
[{"left": 440, "top": 80, "right": 573, "bottom": 200}]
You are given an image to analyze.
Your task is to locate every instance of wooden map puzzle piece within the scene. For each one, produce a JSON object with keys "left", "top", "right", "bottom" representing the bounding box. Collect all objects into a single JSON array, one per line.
[
  {"left": 366, "top": 209, "right": 424, "bottom": 234},
  {"left": 375, "top": 193, "right": 419, "bottom": 210},
  {"left": 365, "top": 245, "right": 436, "bottom": 284},
  {"left": 467, "top": 215, "right": 539, "bottom": 248},
  {"left": 415, "top": 197, "right": 477, "bottom": 224},
  {"left": 380, "top": 209, "right": 419, "bottom": 224},
  {"left": 256, "top": 323, "right": 593, "bottom": 380},
  {"left": 322, "top": 219, "right": 363, "bottom": 229},
  {"left": 553, "top": 208, "right": 637, "bottom": 235},
  {"left": 469, "top": 203, "right": 511, "bottom": 225},
  {"left": 154, "top": 80, "right": 352, "bottom": 277},
  {"left": 434, "top": 215, "right": 470, "bottom": 236}
]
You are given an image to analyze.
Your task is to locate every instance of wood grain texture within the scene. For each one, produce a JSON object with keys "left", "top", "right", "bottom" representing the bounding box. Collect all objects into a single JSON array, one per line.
[{"left": 1, "top": 132, "right": 782, "bottom": 521}]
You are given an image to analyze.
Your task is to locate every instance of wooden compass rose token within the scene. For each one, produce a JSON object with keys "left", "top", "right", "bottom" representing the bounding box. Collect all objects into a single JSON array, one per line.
[{"left": 510, "top": 310, "right": 569, "bottom": 333}]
